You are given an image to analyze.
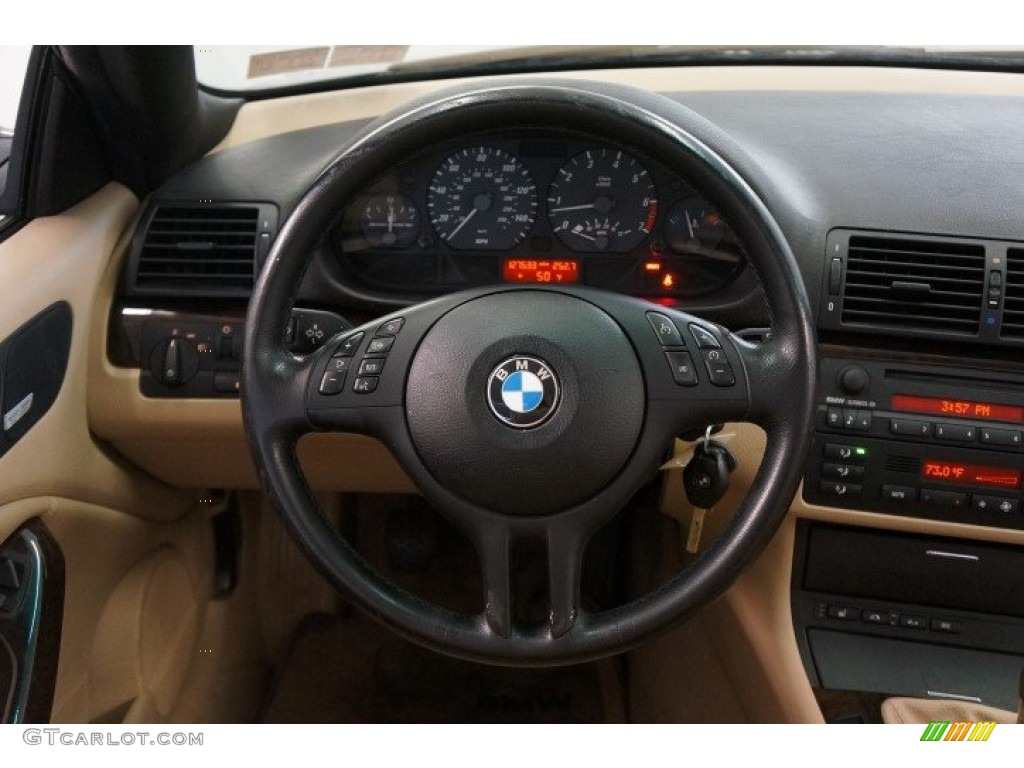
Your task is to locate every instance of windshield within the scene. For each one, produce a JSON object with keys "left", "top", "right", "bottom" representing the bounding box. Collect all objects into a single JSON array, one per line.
[
  {"left": 196, "top": 45, "right": 529, "bottom": 92},
  {"left": 194, "top": 45, "right": 1024, "bottom": 94}
]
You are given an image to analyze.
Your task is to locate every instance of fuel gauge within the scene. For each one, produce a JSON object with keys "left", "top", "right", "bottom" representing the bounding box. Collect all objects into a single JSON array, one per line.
[
  {"left": 664, "top": 197, "right": 726, "bottom": 251},
  {"left": 360, "top": 193, "right": 421, "bottom": 248}
]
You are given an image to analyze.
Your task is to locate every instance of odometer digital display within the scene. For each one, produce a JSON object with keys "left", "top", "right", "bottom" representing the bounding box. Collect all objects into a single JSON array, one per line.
[
  {"left": 503, "top": 259, "right": 580, "bottom": 284},
  {"left": 922, "top": 460, "right": 1021, "bottom": 489},
  {"left": 892, "top": 394, "right": 1024, "bottom": 423}
]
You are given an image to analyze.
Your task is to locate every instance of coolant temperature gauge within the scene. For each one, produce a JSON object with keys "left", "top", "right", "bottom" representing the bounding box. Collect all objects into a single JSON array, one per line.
[{"left": 664, "top": 197, "right": 726, "bottom": 251}]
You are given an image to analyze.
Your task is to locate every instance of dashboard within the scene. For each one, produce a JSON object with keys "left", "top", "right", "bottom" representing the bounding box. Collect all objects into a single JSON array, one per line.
[
  {"left": 332, "top": 131, "right": 746, "bottom": 301},
  {"left": 92, "top": 66, "right": 1024, "bottom": 719}
]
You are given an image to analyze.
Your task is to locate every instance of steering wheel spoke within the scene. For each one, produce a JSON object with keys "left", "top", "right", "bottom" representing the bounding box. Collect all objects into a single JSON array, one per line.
[
  {"left": 546, "top": 521, "right": 586, "bottom": 639},
  {"left": 471, "top": 523, "right": 514, "bottom": 638},
  {"left": 732, "top": 333, "right": 806, "bottom": 427}
]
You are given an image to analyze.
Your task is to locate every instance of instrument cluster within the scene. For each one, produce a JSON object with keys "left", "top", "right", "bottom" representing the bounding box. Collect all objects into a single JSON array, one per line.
[{"left": 333, "top": 132, "right": 748, "bottom": 301}]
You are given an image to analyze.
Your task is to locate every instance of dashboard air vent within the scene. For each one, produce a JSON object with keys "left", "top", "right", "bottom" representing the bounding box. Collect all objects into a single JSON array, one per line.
[
  {"left": 840, "top": 235, "right": 985, "bottom": 336},
  {"left": 1001, "top": 248, "right": 1024, "bottom": 340},
  {"left": 129, "top": 204, "right": 277, "bottom": 297}
]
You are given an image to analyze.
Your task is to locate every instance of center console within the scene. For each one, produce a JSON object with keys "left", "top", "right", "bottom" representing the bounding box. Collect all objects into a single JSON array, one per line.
[{"left": 794, "top": 229, "right": 1024, "bottom": 717}]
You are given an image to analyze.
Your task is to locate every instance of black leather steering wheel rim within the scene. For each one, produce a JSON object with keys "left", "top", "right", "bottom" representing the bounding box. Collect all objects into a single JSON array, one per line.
[{"left": 242, "top": 80, "right": 817, "bottom": 666}]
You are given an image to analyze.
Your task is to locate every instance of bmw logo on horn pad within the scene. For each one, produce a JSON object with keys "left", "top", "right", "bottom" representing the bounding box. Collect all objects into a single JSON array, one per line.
[{"left": 487, "top": 356, "right": 560, "bottom": 429}]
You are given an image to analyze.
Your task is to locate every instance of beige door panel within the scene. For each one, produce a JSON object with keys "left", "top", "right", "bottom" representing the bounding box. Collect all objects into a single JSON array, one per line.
[
  {"left": 35, "top": 496, "right": 214, "bottom": 723},
  {"left": 0, "top": 183, "right": 192, "bottom": 522},
  {"left": 0, "top": 183, "right": 229, "bottom": 723}
]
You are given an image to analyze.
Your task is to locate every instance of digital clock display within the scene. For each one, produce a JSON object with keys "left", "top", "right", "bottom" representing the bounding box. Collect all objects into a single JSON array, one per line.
[
  {"left": 892, "top": 394, "right": 1024, "bottom": 423},
  {"left": 922, "top": 460, "right": 1021, "bottom": 489},
  {"left": 503, "top": 259, "right": 580, "bottom": 284}
]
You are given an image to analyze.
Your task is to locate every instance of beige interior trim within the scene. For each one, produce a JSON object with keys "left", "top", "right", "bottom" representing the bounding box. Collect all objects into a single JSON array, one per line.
[
  {"left": 0, "top": 184, "right": 191, "bottom": 522},
  {"left": 108, "top": 434, "right": 416, "bottom": 492},
  {"left": 0, "top": 495, "right": 215, "bottom": 723},
  {"left": 882, "top": 696, "right": 1017, "bottom": 725},
  {"left": 792, "top": 486, "right": 1024, "bottom": 546},
  {"left": 213, "top": 65, "right": 1024, "bottom": 152},
  {"left": 659, "top": 420, "right": 1024, "bottom": 723}
]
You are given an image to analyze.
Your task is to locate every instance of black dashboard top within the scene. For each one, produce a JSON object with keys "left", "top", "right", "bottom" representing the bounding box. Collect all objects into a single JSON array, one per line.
[{"left": 141, "top": 85, "right": 1024, "bottom": 336}]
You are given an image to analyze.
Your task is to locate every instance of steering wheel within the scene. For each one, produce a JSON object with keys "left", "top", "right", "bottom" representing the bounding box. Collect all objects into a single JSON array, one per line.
[{"left": 242, "top": 80, "right": 817, "bottom": 666}]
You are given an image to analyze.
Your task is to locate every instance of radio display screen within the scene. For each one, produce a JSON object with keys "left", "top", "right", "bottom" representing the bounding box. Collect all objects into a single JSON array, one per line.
[
  {"left": 922, "top": 460, "right": 1022, "bottom": 489},
  {"left": 892, "top": 394, "right": 1024, "bottom": 423}
]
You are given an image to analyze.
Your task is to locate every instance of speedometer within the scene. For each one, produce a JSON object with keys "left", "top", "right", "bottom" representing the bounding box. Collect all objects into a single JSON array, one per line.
[
  {"left": 427, "top": 147, "right": 537, "bottom": 250},
  {"left": 548, "top": 149, "right": 657, "bottom": 252}
]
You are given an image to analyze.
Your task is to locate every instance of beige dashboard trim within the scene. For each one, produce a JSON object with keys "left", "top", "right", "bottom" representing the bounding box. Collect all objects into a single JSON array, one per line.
[
  {"left": 213, "top": 65, "right": 1024, "bottom": 152},
  {"left": 792, "top": 484, "right": 1024, "bottom": 546}
]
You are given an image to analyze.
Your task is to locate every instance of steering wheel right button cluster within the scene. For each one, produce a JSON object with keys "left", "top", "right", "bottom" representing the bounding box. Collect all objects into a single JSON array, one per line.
[{"left": 689, "top": 323, "right": 736, "bottom": 387}]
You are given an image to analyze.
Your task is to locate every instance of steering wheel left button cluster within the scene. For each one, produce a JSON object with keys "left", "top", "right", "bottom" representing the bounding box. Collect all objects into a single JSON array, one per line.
[{"left": 318, "top": 332, "right": 363, "bottom": 395}]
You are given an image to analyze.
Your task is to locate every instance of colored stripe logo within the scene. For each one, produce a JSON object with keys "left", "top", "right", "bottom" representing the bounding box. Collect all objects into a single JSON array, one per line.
[{"left": 921, "top": 721, "right": 996, "bottom": 742}]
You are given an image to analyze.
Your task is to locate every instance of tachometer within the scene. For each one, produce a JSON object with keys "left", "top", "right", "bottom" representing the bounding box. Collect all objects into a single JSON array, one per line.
[
  {"left": 547, "top": 149, "right": 657, "bottom": 252},
  {"left": 427, "top": 147, "right": 537, "bottom": 250}
]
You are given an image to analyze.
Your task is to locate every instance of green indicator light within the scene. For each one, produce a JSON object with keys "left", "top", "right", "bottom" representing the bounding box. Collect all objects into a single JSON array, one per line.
[{"left": 855, "top": 447, "right": 867, "bottom": 456}]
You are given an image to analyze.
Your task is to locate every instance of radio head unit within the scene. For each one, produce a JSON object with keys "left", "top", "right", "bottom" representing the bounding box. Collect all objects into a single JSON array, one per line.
[{"left": 804, "top": 357, "right": 1024, "bottom": 529}]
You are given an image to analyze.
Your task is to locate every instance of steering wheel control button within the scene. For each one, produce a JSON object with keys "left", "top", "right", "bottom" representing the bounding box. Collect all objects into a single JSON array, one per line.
[
  {"left": 688, "top": 324, "right": 721, "bottom": 349},
  {"left": 487, "top": 356, "right": 560, "bottom": 429},
  {"left": 365, "top": 336, "right": 395, "bottom": 356},
  {"left": 376, "top": 317, "right": 405, "bottom": 336},
  {"left": 664, "top": 351, "right": 698, "bottom": 386},
  {"left": 332, "top": 332, "right": 364, "bottom": 357},
  {"left": 646, "top": 312, "right": 684, "bottom": 346},
  {"left": 319, "top": 371, "right": 347, "bottom": 395},
  {"left": 357, "top": 358, "right": 385, "bottom": 376},
  {"left": 700, "top": 349, "right": 735, "bottom": 386},
  {"left": 352, "top": 376, "right": 379, "bottom": 394},
  {"left": 327, "top": 358, "right": 353, "bottom": 374}
]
